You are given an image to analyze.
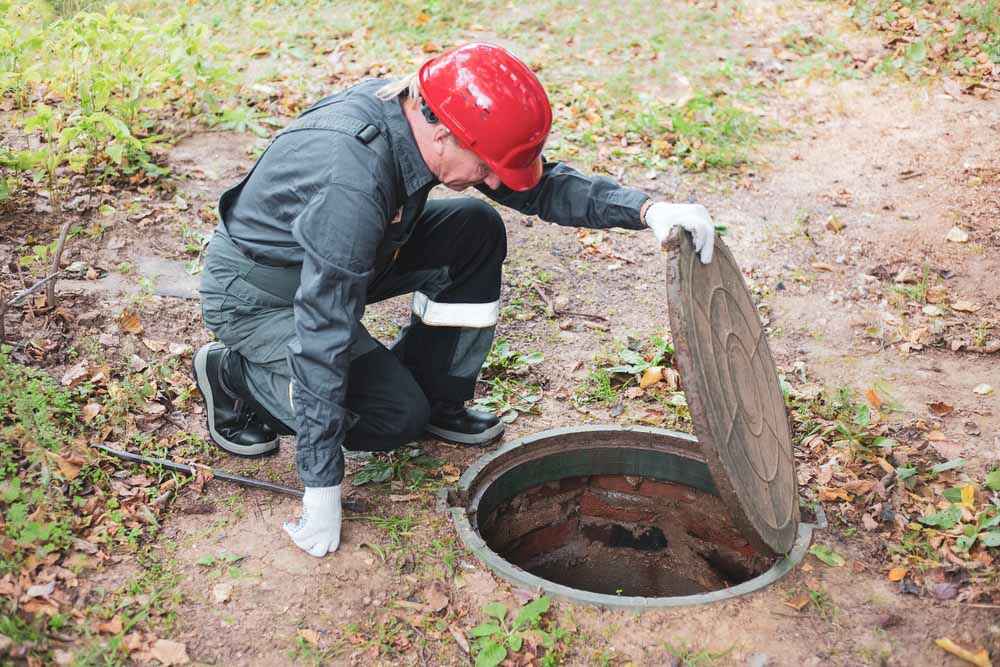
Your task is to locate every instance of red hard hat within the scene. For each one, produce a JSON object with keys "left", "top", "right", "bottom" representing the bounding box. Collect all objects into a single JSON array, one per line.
[{"left": 419, "top": 43, "right": 552, "bottom": 191}]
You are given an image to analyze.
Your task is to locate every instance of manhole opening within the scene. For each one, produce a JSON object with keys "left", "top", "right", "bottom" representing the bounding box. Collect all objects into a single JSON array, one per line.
[{"left": 478, "top": 473, "right": 776, "bottom": 598}]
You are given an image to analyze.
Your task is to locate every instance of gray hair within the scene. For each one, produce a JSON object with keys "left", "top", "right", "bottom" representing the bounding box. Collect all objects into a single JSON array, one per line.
[{"left": 376, "top": 72, "right": 421, "bottom": 101}]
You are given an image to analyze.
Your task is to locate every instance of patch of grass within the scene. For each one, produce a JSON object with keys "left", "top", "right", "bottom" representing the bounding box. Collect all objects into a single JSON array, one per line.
[
  {"left": 664, "top": 641, "right": 733, "bottom": 666},
  {"left": 808, "top": 586, "right": 837, "bottom": 621},
  {"left": 364, "top": 514, "right": 417, "bottom": 551},
  {"left": 574, "top": 334, "right": 679, "bottom": 409},
  {"left": 2, "top": 2, "right": 235, "bottom": 185},
  {"left": 849, "top": 0, "right": 1000, "bottom": 81},
  {"left": 575, "top": 368, "right": 619, "bottom": 406}
]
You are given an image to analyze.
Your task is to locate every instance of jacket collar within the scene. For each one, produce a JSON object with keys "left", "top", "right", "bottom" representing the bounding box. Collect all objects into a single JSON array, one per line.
[{"left": 383, "top": 96, "right": 436, "bottom": 197}]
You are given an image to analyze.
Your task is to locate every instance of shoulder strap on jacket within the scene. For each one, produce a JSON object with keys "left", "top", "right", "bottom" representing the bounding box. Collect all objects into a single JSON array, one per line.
[{"left": 277, "top": 113, "right": 381, "bottom": 145}]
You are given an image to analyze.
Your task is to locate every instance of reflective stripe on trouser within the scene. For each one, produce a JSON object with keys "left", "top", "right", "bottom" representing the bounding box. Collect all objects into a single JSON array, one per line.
[
  {"left": 380, "top": 197, "right": 507, "bottom": 403},
  {"left": 198, "top": 197, "right": 506, "bottom": 479}
]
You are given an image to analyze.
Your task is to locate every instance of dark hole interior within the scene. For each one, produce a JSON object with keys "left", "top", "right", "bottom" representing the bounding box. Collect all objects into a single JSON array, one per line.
[{"left": 478, "top": 473, "right": 776, "bottom": 597}]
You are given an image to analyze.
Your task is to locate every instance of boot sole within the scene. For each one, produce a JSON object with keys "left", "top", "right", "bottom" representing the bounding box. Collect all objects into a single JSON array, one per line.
[
  {"left": 193, "top": 342, "right": 279, "bottom": 457},
  {"left": 425, "top": 420, "right": 505, "bottom": 446}
]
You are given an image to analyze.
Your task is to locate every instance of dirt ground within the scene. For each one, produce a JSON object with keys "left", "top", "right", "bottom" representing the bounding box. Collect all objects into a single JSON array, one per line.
[
  {"left": 3, "top": 2, "right": 1000, "bottom": 665},
  {"left": 76, "top": 72, "right": 996, "bottom": 665}
]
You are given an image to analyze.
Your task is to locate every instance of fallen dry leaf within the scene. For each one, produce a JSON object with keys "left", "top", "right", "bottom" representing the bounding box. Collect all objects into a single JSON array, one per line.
[
  {"left": 784, "top": 593, "right": 810, "bottom": 610},
  {"left": 865, "top": 387, "right": 883, "bottom": 409},
  {"left": 150, "top": 639, "right": 190, "bottom": 665},
  {"left": 60, "top": 360, "right": 89, "bottom": 387},
  {"left": 82, "top": 402, "right": 101, "bottom": 422},
  {"left": 960, "top": 485, "right": 976, "bottom": 509},
  {"left": 888, "top": 567, "right": 907, "bottom": 582},
  {"left": 819, "top": 487, "right": 852, "bottom": 502},
  {"left": 96, "top": 615, "right": 124, "bottom": 635},
  {"left": 925, "top": 285, "right": 949, "bottom": 304},
  {"left": 449, "top": 625, "right": 470, "bottom": 655},
  {"left": 118, "top": 309, "right": 143, "bottom": 335},
  {"left": 423, "top": 582, "right": 449, "bottom": 613},
  {"left": 934, "top": 638, "right": 990, "bottom": 667},
  {"left": 945, "top": 227, "right": 970, "bottom": 243},
  {"left": 928, "top": 402, "right": 954, "bottom": 417},
  {"left": 639, "top": 366, "right": 663, "bottom": 389},
  {"left": 47, "top": 451, "right": 82, "bottom": 481},
  {"left": 923, "top": 305, "right": 946, "bottom": 317},
  {"left": 930, "top": 440, "right": 964, "bottom": 460},
  {"left": 951, "top": 300, "right": 980, "bottom": 313},
  {"left": 25, "top": 581, "right": 55, "bottom": 598}
]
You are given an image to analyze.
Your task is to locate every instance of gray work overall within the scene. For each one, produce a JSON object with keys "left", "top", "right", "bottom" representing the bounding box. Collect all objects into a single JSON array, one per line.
[{"left": 200, "top": 112, "right": 505, "bottom": 470}]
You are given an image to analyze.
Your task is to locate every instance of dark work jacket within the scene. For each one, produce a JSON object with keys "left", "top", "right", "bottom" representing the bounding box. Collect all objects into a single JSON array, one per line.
[{"left": 218, "top": 78, "right": 650, "bottom": 487}]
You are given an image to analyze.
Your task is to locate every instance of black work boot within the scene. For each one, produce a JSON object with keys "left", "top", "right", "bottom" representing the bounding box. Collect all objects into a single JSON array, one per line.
[
  {"left": 425, "top": 401, "right": 504, "bottom": 446},
  {"left": 193, "top": 342, "right": 279, "bottom": 457}
]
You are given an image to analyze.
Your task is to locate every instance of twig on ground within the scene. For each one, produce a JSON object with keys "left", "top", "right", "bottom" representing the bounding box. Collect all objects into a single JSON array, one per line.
[
  {"left": 0, "top": 269, "right": 67, "bottom": 342},
  {"left": 46, "top": 219, "right": 73, "bottom": 307},
  {"left": 967, "top": 341, "right": 1000, "bottom": 354},
  {"left": 5, "top": 270, "right": 65, "bottom": 307},
  {"left": 560, "top": 310, "right": 608, "bottom": 322},
  {"left": 533, "top": 284, "right": 556, "bottom": 317},
  {"left": 532, "top": 284, "right": 607, "bottom": 321}
]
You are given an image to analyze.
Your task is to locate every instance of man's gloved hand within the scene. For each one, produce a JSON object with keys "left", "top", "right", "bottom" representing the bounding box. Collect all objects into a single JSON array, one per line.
[
  {"left": 645, "top": 202, "right": 716, "bottom": 264},
  {"left": 284, "top": 485, "right": 342, "bottom": 557}
]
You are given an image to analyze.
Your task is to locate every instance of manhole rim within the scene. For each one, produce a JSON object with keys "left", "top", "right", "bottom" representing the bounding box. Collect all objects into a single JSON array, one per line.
[{"left": 445, "top": 425, "right": 814, "bottom": 610}]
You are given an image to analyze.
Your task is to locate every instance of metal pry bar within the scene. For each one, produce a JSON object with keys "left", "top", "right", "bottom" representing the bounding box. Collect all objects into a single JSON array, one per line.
[{"left": 94, "top": 444, "right": 367, "bottom": 513}]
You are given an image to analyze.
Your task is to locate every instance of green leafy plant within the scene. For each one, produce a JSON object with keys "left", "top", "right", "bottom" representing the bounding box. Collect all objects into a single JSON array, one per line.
[
  {"left": 475, "top": 339, "right": 543, "bottom": 422},
  {"left": 808, "top": 543, "right": 846, "bottom": 567},
  {"left": 481, "top": 339, "right": 544, "bottom": 379},
  {"left": 575, "top": 335, "right": 676, "bottom": 406},
  {"left": 955, "top": 510, "right": 1000, "bottom": 552},
  {"left": 474, "top": 377, "right": 542, "bottom": 423},
  {"left": 353, "top": 448, "right": 441, "bottom": 488},
  {"left": 470, "top": 596, "right": 562, "bottom": 667},
  {"left": 603, "top": 335, "right": 673, "bottom": 377},
  {"left": 2, "top": 2, "right": 235, "bottom": 185}
]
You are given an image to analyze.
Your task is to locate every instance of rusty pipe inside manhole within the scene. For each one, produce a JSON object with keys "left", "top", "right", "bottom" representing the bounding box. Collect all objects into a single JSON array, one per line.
[{"left": 443, "top": 426, "right": 813, "bottom": 610}]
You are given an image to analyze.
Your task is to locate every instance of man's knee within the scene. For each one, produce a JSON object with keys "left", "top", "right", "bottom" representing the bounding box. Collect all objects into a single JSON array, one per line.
[
  {"left": 382, "top": 390, "right": 431, "bottom": 447},
  {"left": 459, "top": 199, "right": 507, "bottom": 262}
]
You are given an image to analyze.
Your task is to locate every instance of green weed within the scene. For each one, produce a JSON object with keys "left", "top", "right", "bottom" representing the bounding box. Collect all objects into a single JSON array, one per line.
[
  {"left": 574, "top": 335, "right": 676, "bottom": 407},
  {"left": 2, "top": 1, "right": 235, "bottom": 183},
  {"left": 469, "top": 596, "right": 568, "bottom": 667},
  {"left": 664, "top": 641, "right": 733, "bottom": 666},
  {"left": 481, "top": 339, "right": 544, "bottom": 380},
  {"left": 353, "top": 448, "right": 442, "bottom": 489},
  {"left": 475, "top": 339, "right": 544, "bottom": 422}
]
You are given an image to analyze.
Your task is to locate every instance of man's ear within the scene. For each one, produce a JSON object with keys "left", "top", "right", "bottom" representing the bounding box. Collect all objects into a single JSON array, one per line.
[{"left": 431, "top": 125, "right": 451, "bottom": 156}]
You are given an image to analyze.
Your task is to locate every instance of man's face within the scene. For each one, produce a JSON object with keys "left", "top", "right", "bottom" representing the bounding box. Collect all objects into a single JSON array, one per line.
[{"left": 436, "top": 134, "right": 503, "bottom": 191}]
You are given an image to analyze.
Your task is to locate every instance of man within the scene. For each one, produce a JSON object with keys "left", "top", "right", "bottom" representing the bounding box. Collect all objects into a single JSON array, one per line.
[{"left": 194, "top": 43, "right": 716, "bottom": 558}]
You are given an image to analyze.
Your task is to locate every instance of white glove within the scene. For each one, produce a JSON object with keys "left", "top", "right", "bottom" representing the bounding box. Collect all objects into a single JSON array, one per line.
[
  {"left": 645, "top": 202, "right": 716, "bottom": 264},
  {"left": 284, "top": 485, "right": 342, "bottom": 557}
]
